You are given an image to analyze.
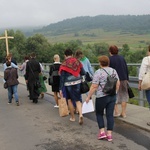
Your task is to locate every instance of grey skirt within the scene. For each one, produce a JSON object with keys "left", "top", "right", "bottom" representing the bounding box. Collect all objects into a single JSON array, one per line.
[{"left": 116, "top": 80, "right": 128, "bottom": 103}]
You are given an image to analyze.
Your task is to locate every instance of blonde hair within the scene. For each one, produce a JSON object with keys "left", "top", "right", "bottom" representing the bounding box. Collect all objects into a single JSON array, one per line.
[{"left": 54, "top": 54, "right": 60, "bottom": 62}]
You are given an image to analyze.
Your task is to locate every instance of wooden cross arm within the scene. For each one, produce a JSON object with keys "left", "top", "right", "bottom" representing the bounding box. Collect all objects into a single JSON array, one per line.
[{"left": 0, "top": 37, "right": 14, "bottom": 39}]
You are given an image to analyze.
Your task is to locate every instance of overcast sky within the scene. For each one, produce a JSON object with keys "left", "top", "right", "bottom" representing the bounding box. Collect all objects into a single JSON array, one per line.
[{"left": 1, "top": 0, "right": 150, "bottom": 29}]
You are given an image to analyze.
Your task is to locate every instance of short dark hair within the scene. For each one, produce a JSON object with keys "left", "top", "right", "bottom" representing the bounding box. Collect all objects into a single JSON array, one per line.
[
  {"left": 109, "top": 45, "right": 118, "bottom": 55},
  {"left": 24, "top": 55, "right": 29, "bottom": 60},
  {"left": 64, "top": 49, "right": 73, "bottom": 56},
  {"left": 30, "top": 52, "right": 36, "bottom": 58},
  {"left": 98, "top": 55, "right": 109, "bottom": 66},
  {"left": 75, "top": 50, "right": 83, "bottom": 58}
]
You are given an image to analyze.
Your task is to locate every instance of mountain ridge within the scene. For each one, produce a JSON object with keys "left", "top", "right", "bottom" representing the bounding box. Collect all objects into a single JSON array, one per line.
[{"left": 34, "top": 15, "right": 150, "bottom": 35}]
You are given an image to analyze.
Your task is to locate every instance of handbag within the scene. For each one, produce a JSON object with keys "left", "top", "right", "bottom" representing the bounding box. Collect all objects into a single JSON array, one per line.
[
  {"left": 43, "top": 76, "right": 47, "bottom": 81},
  {"left": 3, "top": 82, "right": 8, "bottom": 89},
  {"left": 141, "top": 72, "right": 150, "bottom": 90},
  {"left": 34, "top": 80, "right": 41, "bottom": 89},
  {"left": 127, "top": 83, "right": 134, "bottom": 98},
  {"left": 85, "top": 72, "right": 92, "bottom": 82},
  {"left": 58, "top": 98, "right": 69, "bottom": 117},
  {"left": 80, "top": 81, "right": 89, "bottom": 94},
  {"left": 100, "top": 69, "right": 118, "bottom": 96}
]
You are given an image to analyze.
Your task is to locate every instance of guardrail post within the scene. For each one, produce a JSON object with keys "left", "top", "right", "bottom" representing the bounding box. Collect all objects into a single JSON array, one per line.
[{"left": 138, "top": 90, "right": 144, "bottom": 106}]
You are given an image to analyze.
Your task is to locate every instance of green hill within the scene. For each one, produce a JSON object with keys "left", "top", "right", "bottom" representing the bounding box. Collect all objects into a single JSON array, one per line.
[
  {"left": 32, "top": 15, "right": 150, "bottom": 50},
  {"left": 35, "top": 15, "right": 150, "bottom": 35}
]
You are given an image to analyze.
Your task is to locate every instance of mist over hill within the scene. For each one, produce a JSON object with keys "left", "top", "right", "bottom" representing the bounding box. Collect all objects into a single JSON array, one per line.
[{"left": 34, "top": 15, "right": 150, "bottom": 36}]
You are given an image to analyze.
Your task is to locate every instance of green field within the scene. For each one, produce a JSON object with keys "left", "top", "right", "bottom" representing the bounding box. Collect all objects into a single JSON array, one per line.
[{"left": 45, "top": 29, "right": 150, "bottom": 51}]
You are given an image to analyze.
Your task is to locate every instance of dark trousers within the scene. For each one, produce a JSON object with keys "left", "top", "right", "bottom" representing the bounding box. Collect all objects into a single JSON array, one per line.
[
  {"left": 28, "top": 82, "right": 39, "bottom": 102},
  {"left": 145, "top": 90, "right": 150, "bottom": 107},
  {"left": 95, "top": 95, "right": 116, "bottom": 131}
]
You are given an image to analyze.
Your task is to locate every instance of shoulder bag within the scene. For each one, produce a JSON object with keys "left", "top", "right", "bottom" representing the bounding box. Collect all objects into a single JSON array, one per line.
[
  {"left": 127, "top": 83, "right": 134, "bottom": 98},
  {"left": 80, "top": 80, "right": 89, "bottom": 94},
  {"left": 85, "top": 72, "right": 92, "bottom": 82},
  {"left": 43, "top": 76, "right": 47, "bottom": 81}
]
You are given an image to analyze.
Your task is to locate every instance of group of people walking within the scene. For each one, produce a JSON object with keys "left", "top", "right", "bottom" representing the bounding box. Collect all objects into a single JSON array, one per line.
[
  {"left": 3, "top": 45, "right": 150, "bottom": 142},
  {"left": 3, "top": 52, "right": 47, "bottom": 105},
  {"left": 47, "top": 47, "right": 128, "bottom": 142}
]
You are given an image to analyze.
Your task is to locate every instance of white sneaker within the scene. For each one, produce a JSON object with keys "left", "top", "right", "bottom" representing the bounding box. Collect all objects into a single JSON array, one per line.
[{"left": 54, "top": 105, "right": 59, "bottom": 108}]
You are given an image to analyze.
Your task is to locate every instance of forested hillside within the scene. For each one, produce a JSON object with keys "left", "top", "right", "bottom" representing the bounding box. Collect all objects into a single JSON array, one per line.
[
  {"left": 35, "top": 15, "right": 150, "bottom": 35},
  {"left": 0, "top": 15, "right": 150, "bottom": 75}
]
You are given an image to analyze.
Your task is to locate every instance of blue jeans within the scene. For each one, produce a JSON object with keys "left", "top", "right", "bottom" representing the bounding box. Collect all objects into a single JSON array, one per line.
[
  {"left": 95, "top": 95, "right": 116, "bottom": 131},
  {"left": 7, "top": 85, "right": 19, "bottom": 102},
  {"left": 145, "top": 90, "right": 150, "bottom": 106}
]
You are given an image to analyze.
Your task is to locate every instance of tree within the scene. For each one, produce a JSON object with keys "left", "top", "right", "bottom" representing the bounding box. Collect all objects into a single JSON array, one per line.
[
  {"left": 25, "top": 34, "right": 51, "bottom": 62},
  {"left": 93, "top": 43, "right": 109, "bottom": 56},
  {"left": 120, "top": 44, "right": 130, "bottom": 57}
]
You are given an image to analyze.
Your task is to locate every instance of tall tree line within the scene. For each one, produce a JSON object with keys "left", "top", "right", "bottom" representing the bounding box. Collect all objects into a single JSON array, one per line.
[{"left": 0, "top": 30, "right": 147, "bottom": 69}]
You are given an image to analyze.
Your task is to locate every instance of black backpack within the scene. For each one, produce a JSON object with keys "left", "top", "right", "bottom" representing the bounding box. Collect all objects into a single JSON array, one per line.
[
  {"left": 100, "top": 68, "right": 118, "bottom": 96},
  {"left": 48, "top": 65, "right": 59, "bottom": 85}
]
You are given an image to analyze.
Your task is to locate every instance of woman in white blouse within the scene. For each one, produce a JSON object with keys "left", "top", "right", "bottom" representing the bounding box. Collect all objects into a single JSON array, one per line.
[{"left": 138, "top": 45, "right": 150, "bottom": 126}]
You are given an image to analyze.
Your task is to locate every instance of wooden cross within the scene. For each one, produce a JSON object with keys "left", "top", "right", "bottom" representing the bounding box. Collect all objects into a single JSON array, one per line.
[{"left": 0, "top": 30, "right": 14, "bottom": 55}]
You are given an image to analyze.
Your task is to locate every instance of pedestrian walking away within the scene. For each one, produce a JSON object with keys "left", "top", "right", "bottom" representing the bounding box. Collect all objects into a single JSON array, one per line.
[
  {"left": 49, "top": 54, "right": 61, "bottom": 108},
  {"left": 4, "top": 60, "right": 19, "bottom": 106},
  {"left": 138, "top": 45, "right": 150, "bottom": 126},
  {"left": 59, "top": 49, "right": 86, "bottom": 124},
  {"left": 26, "top": 52, "right": 41, "bottom": 104},
  {"left": 109, "top": 45, "right": 129, "bottom": 118},
  {"left": 86, "top": 55, "right": 120, "bottom": 142}
]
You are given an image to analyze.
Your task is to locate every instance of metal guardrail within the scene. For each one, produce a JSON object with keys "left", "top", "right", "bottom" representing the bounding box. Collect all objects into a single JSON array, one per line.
[
  {"left": 0, "top": 63, "right": 147, "bottom": 107},
  {"left": 41, "top": 63, "right": 147, "bottom": 107}
]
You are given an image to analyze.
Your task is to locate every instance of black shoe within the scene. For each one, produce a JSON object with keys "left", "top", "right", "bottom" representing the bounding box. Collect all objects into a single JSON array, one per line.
[
  {"left": 35, "top": 99, "right": 38, "bottom": 103},
  {"left": 33, "top": 99, "right": 38, "bottom": 103}
]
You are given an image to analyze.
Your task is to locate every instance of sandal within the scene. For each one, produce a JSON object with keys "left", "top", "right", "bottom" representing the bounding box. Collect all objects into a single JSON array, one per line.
[
  {"left": 114, "top": 114, "right": 120, "bottom": 117},
  {"left": 70, "top": 118, "right": 75, "bottom": 122},
  {"left": 79, "top": 116, "right": 83, "bottom": 125}
]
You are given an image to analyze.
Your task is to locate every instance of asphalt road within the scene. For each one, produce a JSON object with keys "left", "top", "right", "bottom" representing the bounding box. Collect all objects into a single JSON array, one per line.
[{"left": 0, "top": 78, "right": 150, "bottom": 150}]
